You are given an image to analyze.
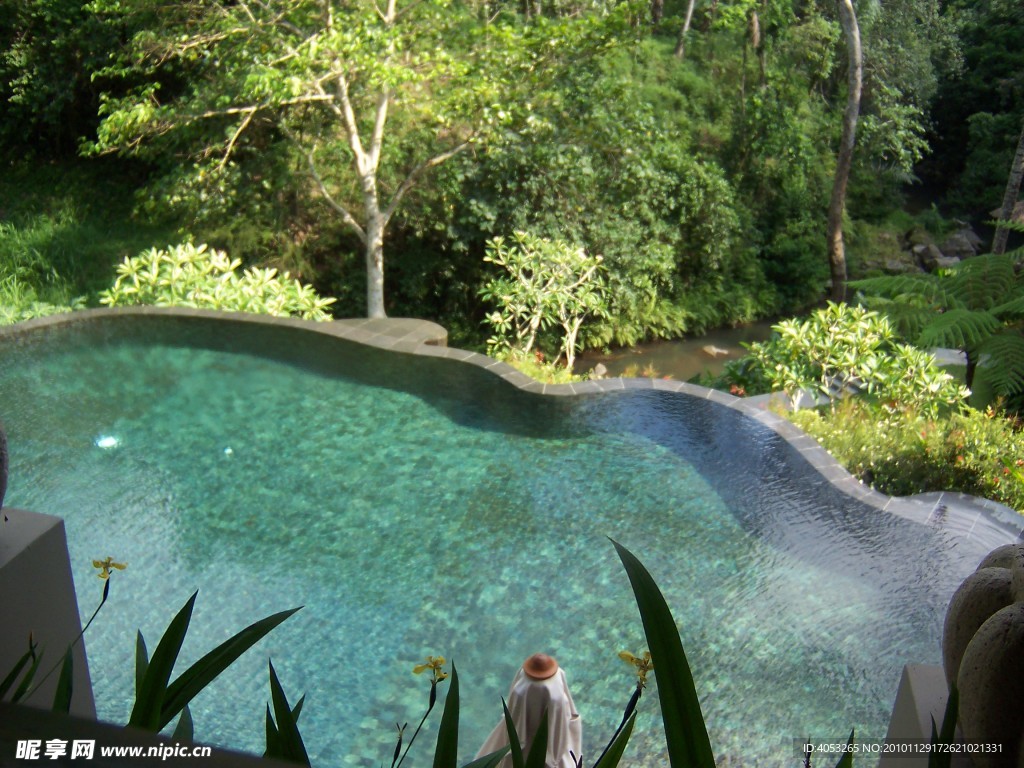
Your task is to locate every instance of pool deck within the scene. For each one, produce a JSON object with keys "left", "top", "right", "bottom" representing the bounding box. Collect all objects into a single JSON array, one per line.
[{"left": 5, "top": 307, "right": 1023, "bottom": 546}]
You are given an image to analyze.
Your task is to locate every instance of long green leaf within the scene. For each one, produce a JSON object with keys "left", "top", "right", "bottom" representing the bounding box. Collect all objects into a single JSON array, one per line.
[
  {"left": 172, "top": 705, "right": 194, "bottom": 742},
  {"left": 0, "top": 640, "right": 38, "bottom": 700},
  {"left": 432, "top": 663, "right": 460, "bottom": 768},
  {"left": 612, "top": 539, "right": 716, "bottom": 768},
  {"left": 11, "top": 647, "right": 43, "bottom": 704},
  {"left": 523, "top": 707, "right": 549, "bottom": 768},
  {"left": 928, "top": 686, "right": 958, "bottom": 768},
  {"left": 135, "top": 631, "right": 149, "bottom": 701},
  {"left": 462, "top": 747, "right": 511, "bottom": 768},
  {"left": 503, "top": 699, "right": 524, "bottom": 768},
  {"left": 833, "top": 730, "right": 855, "bottom": 768},
  {"left": 266, "top": 660, "right": 310, "bottom": 766},
  {"left": 129, "top": 591, "right": 198, "bottom": 729},
  {"left": 52, "top": 650, "right": 73, "bottom": 714},
  {"left": 160, "top": 605, "right": 300, "bottom": 729},
  {"left": 265, "top": 704, "right": 281, "bottom": 758},
  {"left": 594, "top": 712, "right": 636, "bottom": 768}
]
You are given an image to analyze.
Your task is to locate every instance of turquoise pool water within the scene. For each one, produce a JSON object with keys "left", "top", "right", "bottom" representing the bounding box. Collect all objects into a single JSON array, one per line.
[{"left": 0, "top": 315, "right": 1010, "bottom": 766}]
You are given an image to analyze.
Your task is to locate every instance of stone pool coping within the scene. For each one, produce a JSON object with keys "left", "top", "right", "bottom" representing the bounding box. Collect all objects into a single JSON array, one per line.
[{"left": 5, "top": 306, "right": 1023, "bottom": 545}]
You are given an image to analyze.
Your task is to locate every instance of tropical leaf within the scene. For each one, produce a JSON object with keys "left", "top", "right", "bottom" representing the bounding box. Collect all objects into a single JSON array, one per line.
[
  {"left": 979, "top": 332, "right": 1024, "bottom": 395},
  {"left": 172, "top": 705, "right": 194, "bottom": 742},
  {"left": 502, "top": 699, "right": 524, "bottom": 768},
  {"left": 612, "top": 539, "right": 716, "bottom": 768},
  {"left": 0, "top": 638, "right": 39, "bottom": 701},
  {"left": 129, "top": 592, "right": 198, "bottom": 729},
  {"left": 52, "top": 650, "right": 74, "bottom": 714},
  {"left": 916, "top": 309, "right": 1001, "bottom": 352},
  {"left": 851, "top": 274, "right": 943, "bottom": 304},
  {"left": 523, "top": 706, "right": 549, "bottom": 768},
  {"left": 135, "top": 632, "right": 149, "bottom": 703},
  {"left": 265, "top": 660, "right": 310, "bottom": 766},
  {"left": 946, "top": 254, "right": 1017, "bottom": 311},
  {"left": 990, "top": 292, "right": 1024, "bottom": 319},
  {"left": 159, "top": 605, "right": 300, "bottom": 730},
  {"left": 593, "top": 712, "right": 636, "bottom": 768},
  {"left": 462, "top": 747, "right": 512, "bottom": 768},
  {"left": 833, "top": 731, "right": 855, "bottom": 768},
  {"left": 432, "top": 663, "right": 460, "bottom": 768}
]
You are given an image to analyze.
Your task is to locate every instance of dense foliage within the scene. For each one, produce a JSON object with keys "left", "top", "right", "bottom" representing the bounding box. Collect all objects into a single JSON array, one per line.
[
  {"left": 101, "top": 243, "right": 337, "bottom": 320},
  {"left": 852, "top": 235, "right": 1024, "bottom": 397},
  {"left": 480, "top": 231, "right": 608, "bottom": 370},
  {"left": 2, "top": 1, "right": 1023, "bottom": 509},
  {"left": 739, "top": 303, "right": 969, "bottom": 414},
  {"left": 792, "top": 400, "right": 1024, "bottom": 513},
  {"left": 7, "top": 0, "right": 1014, "bottom": 345}
]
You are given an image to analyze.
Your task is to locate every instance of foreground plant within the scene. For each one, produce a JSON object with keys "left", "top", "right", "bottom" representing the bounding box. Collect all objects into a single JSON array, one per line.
[{"left": 1, "top": 556, "right": 127, "bottom": 712}]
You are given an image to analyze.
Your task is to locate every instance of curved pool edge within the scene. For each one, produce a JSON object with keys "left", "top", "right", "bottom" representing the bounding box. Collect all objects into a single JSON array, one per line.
[{"left": 4, "top": 306, "right": 1022, "bottom": 546}]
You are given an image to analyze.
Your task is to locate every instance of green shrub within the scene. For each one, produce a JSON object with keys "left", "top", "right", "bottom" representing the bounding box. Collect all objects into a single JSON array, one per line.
[
  {"left": 791, "top": 400, "right": 1024, "bottom": 513},
  {"left": 100, "top": 242, "right": 337, "bottom": 321},
  {"left": 745, "top": 302, "right": 969, "bottom": 415},
  {"left": 480, "top": 231, "right": 608, "bottom": 371}
]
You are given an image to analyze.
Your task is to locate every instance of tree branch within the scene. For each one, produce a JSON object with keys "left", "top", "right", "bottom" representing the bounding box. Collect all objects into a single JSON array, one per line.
[
  {"left": 284, "top": 130, "right": 367, "bottom": 244},
  {"left": 382, "top": 141, "right": 472, "bottom": 225},
  {"left": 218, "top": 108, "right": 257, "bottom": 170},
  {"left": 182, "top": 95, "right": 332, "bottom": 124}
]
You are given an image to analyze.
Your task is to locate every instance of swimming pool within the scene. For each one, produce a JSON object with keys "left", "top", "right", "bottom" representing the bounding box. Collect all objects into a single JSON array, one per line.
[{"left": 1, "top": 310, "right": 1019, "bottom": 766}]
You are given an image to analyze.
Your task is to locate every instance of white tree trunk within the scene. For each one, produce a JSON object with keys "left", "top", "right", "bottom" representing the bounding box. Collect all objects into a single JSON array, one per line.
[
  {"left": 827, "top": 0, "right": 861, "bottom": 303},
  {"left": 674, "top": 0, "right": 697, "bottom": 58},
  {"left": 365, "top": 209, "right": 387, "bottom": 319}
]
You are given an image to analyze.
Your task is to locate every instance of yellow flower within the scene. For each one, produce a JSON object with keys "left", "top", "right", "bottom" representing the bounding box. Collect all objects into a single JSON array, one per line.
[
  {"left": 93, "top": 557, "right": 127, "bottom": 580},
  {"left": 413, "top": 655, "right": 449, "bottom": 683},
  {"left": 618, "top": 650, "right": 653, "bottom": 688}
]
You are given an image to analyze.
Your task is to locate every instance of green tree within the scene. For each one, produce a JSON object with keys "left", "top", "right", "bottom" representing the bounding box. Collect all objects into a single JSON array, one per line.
[
  {"left": 0, "top": 0, "right": 123, "bottom": 153},
  {"left": 88, "top": 0, "right": 618, "bottom": 318},
  {"left": 926, "top": 0, "right": 1024, "bottom": 216},
  {"left": 480, "top": 231, "right": 608, "bottom": 371}
]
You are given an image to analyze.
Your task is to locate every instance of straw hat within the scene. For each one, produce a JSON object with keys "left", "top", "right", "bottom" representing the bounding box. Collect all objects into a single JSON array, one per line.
[{"left": 522, "top": 653, "right": 559, "bottom": 680}]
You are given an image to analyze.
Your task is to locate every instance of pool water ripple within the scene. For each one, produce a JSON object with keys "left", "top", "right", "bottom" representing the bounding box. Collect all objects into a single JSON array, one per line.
[{"left": 0, "top": 315, "right": 1015, "bottom": 767}]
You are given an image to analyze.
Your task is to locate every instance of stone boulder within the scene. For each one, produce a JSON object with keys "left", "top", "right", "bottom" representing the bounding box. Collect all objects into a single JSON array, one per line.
[
  {"left": 941, "top": 227, "right": 982, "bottom": 260},
  {"left": 913, "top": 243, "right": 960, "bottom": 272},
  {"left": 943, "top": 543, "right": 1024, "bottom": 768}
]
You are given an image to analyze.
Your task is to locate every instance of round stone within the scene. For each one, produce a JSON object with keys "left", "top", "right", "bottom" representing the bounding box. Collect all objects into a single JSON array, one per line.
[
  {"left": 957, "top": 603, "right": 1024, "bottom": 768},
  {"left": 942, "top": 567, "right": 1014, "bottom": 687}
]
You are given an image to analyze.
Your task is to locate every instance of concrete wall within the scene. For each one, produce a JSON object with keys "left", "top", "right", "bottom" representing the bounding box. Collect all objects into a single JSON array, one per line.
[{"left": 1, "top": 508, "right": 96, "bottom": 718}]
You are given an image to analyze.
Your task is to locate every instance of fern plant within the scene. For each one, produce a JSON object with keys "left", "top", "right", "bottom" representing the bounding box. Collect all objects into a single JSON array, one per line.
[{"left": 850, "top": 222, "right": 1024, "bottom": 397}]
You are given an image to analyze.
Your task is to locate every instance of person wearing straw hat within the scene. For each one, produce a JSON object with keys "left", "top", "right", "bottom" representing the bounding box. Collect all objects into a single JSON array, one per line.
[{"left": 477, "top": 653, "right": 582, "bottom": 768}]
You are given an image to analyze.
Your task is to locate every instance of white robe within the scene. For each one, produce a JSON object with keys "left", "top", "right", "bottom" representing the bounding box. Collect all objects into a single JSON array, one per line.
[{"left": 476, "top": 668, "right": 582, "bottom": 768}]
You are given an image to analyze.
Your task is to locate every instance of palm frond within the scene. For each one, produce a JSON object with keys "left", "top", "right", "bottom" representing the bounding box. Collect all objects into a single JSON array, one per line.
[
  {"left": 850, "top": 274, "right": 942, "bottom": 303},
  {"left": 945, "top": 254, "right": 1017, "bottom": 311},
  {"left": 856, "top": 295, "right": 935, "bottom": 341},
  {"left": 917, "top": 309, "right": 1001, "bottom": 352},
  {"left": 978, "top": 331, "right": 1024, "bottom": 395},
  {"left": 990, "top": 292, "right": 1024, "bottom": 320}
]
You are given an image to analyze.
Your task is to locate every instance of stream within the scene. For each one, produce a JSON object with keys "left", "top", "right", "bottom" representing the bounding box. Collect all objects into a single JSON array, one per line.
[{"left": 577, "top": 322, "right": 775, "bottom": 381}]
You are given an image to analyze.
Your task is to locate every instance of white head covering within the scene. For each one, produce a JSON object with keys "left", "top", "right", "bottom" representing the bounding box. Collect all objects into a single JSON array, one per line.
[{"left": 476, "top": 663, "right": 582, "bottom": 768}]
